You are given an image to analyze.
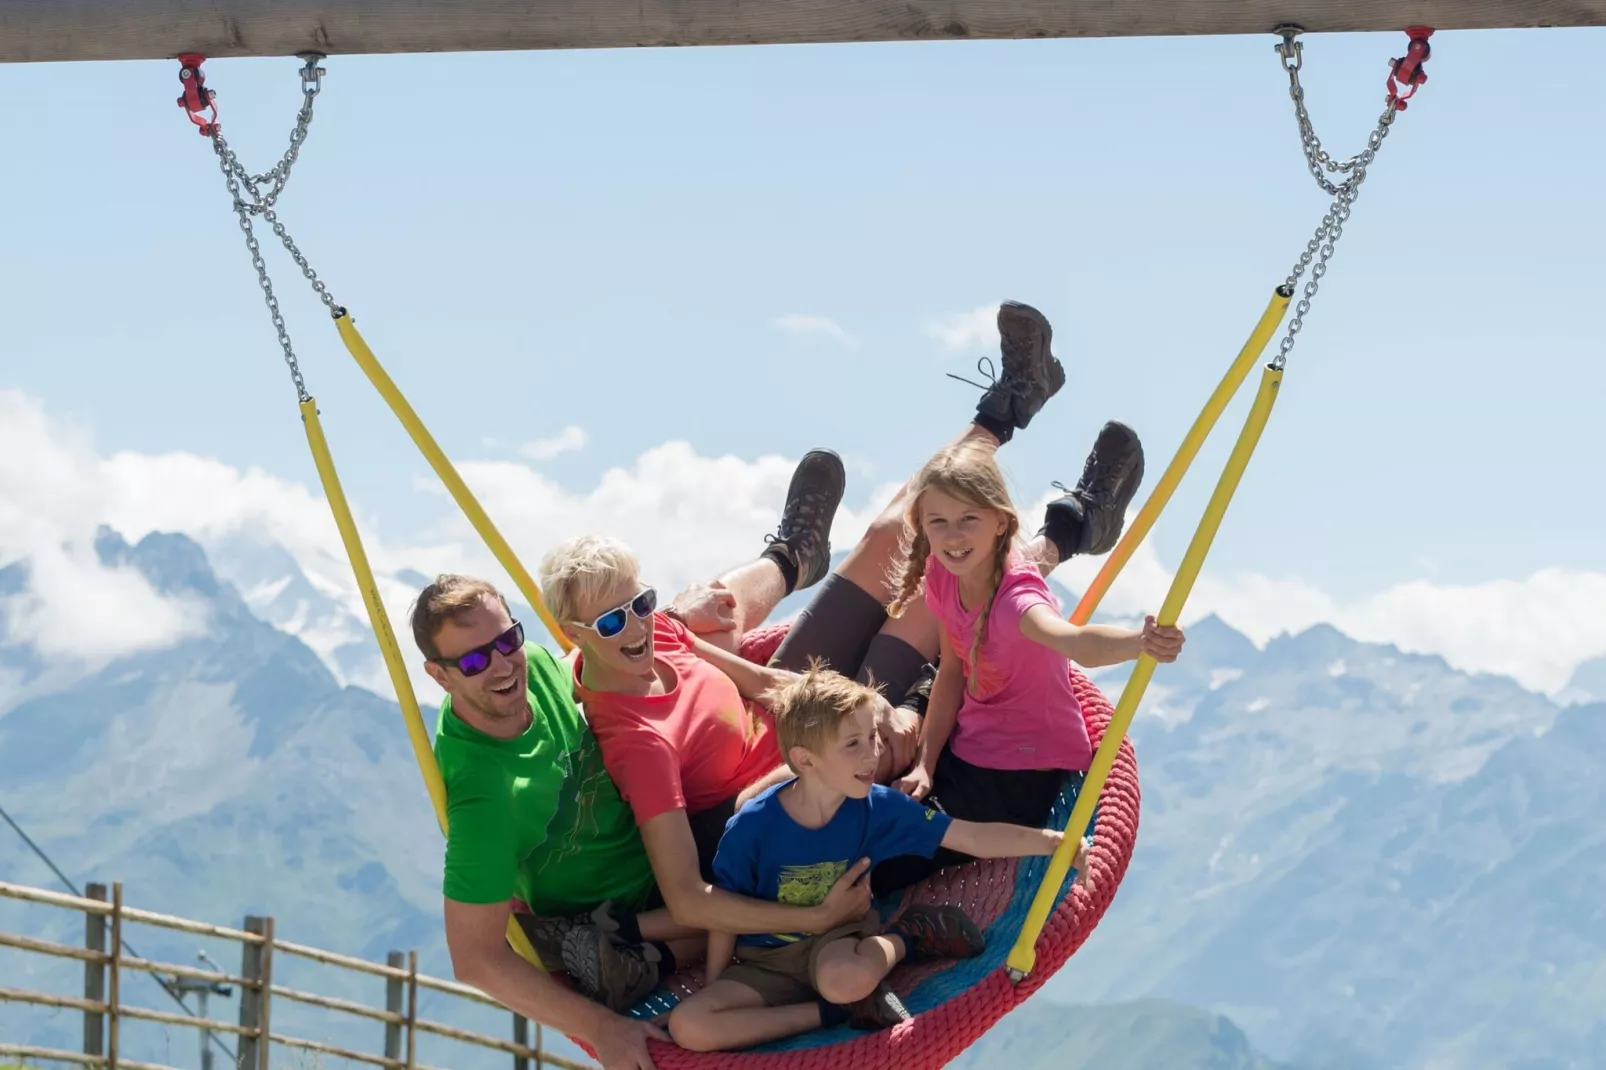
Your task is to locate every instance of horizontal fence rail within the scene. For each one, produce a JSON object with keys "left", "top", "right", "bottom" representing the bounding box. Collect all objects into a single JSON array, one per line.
[{"left": 0, "top": 879, "right": 595, "bottom": 1070}]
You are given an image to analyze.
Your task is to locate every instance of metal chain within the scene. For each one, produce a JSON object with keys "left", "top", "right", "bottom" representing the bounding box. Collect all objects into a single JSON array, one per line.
[
  {"left": 1269, "top": 29, "right": 1405, "bottom": 371},
  {"left": 201, "top": 56, "right": 336, "bottom": 403}
]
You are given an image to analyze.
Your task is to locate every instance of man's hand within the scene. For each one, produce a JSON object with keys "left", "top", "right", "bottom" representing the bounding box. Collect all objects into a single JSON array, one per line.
[
  {"left": 874, "top": 698, "right": 921, "bottom": 781},
  {"left": 591, "top": 1013, "right": 670, "bottom": 1070},
  {"left": 812, "top": 857, "right": 872, "bottom": 929},
  {"left": 668, "top": 581, "right": 738, "bottom": 636}
]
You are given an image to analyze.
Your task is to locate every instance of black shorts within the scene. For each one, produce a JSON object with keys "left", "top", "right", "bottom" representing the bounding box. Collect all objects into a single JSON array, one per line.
[{"left": 870, "top": 747, "right": 1080, "bottom": 896}]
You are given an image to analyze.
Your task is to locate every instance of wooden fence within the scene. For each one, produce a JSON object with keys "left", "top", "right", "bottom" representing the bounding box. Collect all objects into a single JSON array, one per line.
[{"left": 0, "top": 880, "right": 595, "bottom": 1070}]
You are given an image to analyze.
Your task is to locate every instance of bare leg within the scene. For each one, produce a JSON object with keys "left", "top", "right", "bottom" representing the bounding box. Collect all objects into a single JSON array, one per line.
[
  {"left": 668, "top": 980, "right": 822, "bottom": 1053},
  {"left": 812, "top": 935, "right": 902, "bottom": 1004}
]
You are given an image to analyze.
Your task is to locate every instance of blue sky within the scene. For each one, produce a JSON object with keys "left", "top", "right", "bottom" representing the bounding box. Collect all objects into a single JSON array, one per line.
[{"left": 2, "top": 26, "right": 1604, "bottom": 693}]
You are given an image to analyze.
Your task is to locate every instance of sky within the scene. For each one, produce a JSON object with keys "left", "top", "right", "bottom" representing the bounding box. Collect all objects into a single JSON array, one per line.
[{"left": 2, "top": 25, "right": 1604, "bottom": 698}]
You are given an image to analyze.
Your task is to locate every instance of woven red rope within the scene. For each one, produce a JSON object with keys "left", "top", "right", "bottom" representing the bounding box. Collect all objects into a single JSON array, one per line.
[{"left": 576, "top": 620, "right": 1141, "bottom": 1069}]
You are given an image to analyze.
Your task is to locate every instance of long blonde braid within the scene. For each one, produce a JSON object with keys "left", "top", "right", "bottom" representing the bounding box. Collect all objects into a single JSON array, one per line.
[
  {"left": 886, "top": 524, "right": 930, "bottom": 620},
  {"left": 967, "top": 511, "right": 1020, "bottom": 694}
]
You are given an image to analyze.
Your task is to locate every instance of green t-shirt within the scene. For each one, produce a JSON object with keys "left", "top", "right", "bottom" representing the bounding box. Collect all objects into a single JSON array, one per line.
[{"left": 434, "top": 642, "right": 657, "bottom": 917}]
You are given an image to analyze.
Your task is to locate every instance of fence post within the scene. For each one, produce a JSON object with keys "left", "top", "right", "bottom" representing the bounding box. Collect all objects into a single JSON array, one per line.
[
  {"left": 238, "top": 916, "right": 267, "bottom": 1070},
  {"left": 384, "top": 950, "right": 406, "bottom": 1063},
  {"left": 83, "top": 882, "right": 107, "bottom": 1061},
  {"left": 107, "top": 883, "right": 123, "bottom": 1070},
  {"left": 405, "top": 951, "right": 419, "bottom": 1070},
  {"left": 256, "top": 918, "right": 275, "bottom": 1070},
  {"left": 513, "top": 1014, "right": 531, "bottom": 1070}
]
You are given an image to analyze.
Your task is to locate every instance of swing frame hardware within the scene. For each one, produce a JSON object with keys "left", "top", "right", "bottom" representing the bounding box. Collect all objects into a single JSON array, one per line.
[
  {"left": 1004, "top": 24, "right": 1436, "bottom": 982},
  {"left": 1387, "top": 27, "right": 1434, "bottom": 109},
  {"left": 176, "top": 52, "right": 217, "bottom": 135}
]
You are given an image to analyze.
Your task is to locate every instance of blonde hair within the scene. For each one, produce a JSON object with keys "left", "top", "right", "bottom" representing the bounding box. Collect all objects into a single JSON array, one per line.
[
  {"left": 539, "top": 534, "right": 640, "bottom": 626},
  {"left": 886, "top": 440, "right": 1021, "bottom": 688},
  {"left": 409, "top": 574, "right": 511, "bottom": 661},
  {"left": 765, "top": 662, "right": 882, "bottom": 774}
]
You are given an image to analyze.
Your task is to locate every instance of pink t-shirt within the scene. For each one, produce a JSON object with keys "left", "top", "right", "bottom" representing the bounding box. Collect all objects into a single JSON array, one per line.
[{"left": 923, "top": 549, "right": 1091, "bottom": 773}]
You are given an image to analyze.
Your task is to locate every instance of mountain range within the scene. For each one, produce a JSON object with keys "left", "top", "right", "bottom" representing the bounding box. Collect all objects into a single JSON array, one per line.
[{"left": 1, "top": 528, "right": 1602, "bottom": 1069}]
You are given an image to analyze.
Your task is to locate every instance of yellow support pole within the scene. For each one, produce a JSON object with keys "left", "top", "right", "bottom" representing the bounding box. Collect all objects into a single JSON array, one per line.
[
  {"left": 330, "top": 309, "right": 573, "bottom": 652},
  {"left": 301, "top": 396, "right": 449, "bottom": 832},
  {"left": 1068, "top": 288, "right": 1290, "bottom": 625},
  {"left": 1005, "top": 364, "right": 1285, "bottom": 979},
  {"left": 300, "top": 396, "right": 546, "bottom": 972}
]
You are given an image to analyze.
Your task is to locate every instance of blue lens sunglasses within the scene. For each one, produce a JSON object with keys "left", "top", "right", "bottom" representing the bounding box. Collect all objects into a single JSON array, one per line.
[
  {"left": 433, "top": 620, "right": 525, "bottom": 677},
  {"left": 575, "top": 587, "right": 657, "bottom": 639}
]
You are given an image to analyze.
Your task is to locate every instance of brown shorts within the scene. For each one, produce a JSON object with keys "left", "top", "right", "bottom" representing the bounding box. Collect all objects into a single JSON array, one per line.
[{"left": 718, "top": 917, "right": 884, "bottom": 1006}]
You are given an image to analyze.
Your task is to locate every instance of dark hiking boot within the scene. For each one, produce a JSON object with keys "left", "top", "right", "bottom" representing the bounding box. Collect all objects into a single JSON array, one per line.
[
  {"left": 560, "top": 927, "right": 662, "bottom": 1012},
  {"left": 763, "top": 448, "right": 846, "bottom": 593},
  {"left": 1042, "top": 420, "right": 1146, "bottom": 557},
  {"left": 845, "top": 981, "right": 914, "bottom": 1030},
  {"left": 959, "top": 300, "right": 1066, "bottom": 433},
  {"left": 886, "top": 904, "right": 986, "bottom": 964}
]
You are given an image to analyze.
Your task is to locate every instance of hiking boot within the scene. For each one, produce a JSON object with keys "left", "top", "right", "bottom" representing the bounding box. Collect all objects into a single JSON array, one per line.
[
  {"left": 844, "top": 982, "right": 913, "bottom": 1030},
  {"left": 1042, "top": 420, "right": 1146, "bottom": 557},
  {"left": 514, "top": 911, "right": 584, "bottom": 967},
  {"left": 559, "top": 924, "right": 662, "bottom": 1012},
  {"left": 897, "top": 663, "right": 937, "bottom": 717},
  {"left": 886, "top": 904, "right": 986, "bottom": 964},
  {"left": 962, "top": 300, "right": 1066, "bottom": 433},
  {"left": 763, "top": 448, "right": 845, "bottom": 593}
]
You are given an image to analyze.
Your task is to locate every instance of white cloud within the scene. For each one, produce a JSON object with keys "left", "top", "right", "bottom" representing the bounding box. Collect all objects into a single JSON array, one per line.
[
  {"left": 773, "top": 314, "right": 858, "bottom": 350},
  {"left": 0, "top": 390, "right": 207, "bottom": 666},
  {"left": 518, "top": 426, "right": 587, "bottom": 462},
  {"left": 7, "top": 387, "right": 1604, "bottom": 705},
  {"left": 1043, "top": 499, "right": 1606, "bottom": 696},
  {"left": 924, "top": 304, "right": 999, "bottom": 353}
]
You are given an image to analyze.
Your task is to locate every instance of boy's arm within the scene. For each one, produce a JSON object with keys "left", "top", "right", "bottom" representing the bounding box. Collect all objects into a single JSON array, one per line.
[
  {"left": 1019, "top": 605, "right": 1186, "bottom": 668},
  {"left": 941, "top": 819, "right": 1062, "bottom": 859},
  {"left": 894, "top": 629, "right": 962, "bottom": 799},
  {"left": 704, "top": 929, "right": 738, "bottom": 985}
]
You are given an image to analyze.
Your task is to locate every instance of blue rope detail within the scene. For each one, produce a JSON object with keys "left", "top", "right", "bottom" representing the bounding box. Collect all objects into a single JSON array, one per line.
[{"left": 626, "top": 772, "right": 1098, "bottom": 1054}]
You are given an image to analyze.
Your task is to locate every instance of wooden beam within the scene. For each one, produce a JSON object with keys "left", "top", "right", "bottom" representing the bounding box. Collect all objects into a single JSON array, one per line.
[{"left": 1, "top": 0, "right": 1600, "bottom": 65}]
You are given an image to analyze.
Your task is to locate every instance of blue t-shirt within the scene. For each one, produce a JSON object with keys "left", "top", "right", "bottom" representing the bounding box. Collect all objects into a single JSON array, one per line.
[{"left": 712, "top": 781, "right": 953, "bottom": 947}]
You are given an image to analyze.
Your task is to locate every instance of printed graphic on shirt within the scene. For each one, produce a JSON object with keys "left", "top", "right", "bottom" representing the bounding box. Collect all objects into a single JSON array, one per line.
[
  {"left": 775, "top": 859, "right": 849, "bottom": 908},
  {"left": 520, "top": 732, "right": 616, "bottom": 882}
]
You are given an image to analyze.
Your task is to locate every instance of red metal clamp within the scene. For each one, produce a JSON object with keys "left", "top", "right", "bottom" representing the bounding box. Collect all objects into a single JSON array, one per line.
[
  {"left": 177, "top": 52, "right": 219, "bottom": 135},
  {"left": 1386, "top": 27, "right": 1434, "bottom": 109}
]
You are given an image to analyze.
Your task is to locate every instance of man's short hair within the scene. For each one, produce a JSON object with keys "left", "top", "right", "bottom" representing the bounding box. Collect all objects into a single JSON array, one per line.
[
  {"left": 765, "top": 661, "right": 881, "bottom": 774},
  {"left": 539, "top": 534, "right": 640, "bottom": 627},
  {"left": 409, "top": 574, "right": 510, "bottom": 660}
]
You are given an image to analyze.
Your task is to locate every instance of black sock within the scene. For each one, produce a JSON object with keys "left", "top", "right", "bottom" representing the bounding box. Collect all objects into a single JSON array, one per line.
[
  {"left": 973, "top": 413, "right": 1013, "bottom": 446},
  {"left": 818, "top": 998, "right": 849, "bottom": 1027},
  {"left": 650, "top": 941, "right": 677, "bottom": 977},
  {"left": 1040, "top": 500, "right": 1083, "bottom": 563},
  {"left": 762, "top": 544, "right": 801, "bottom": 594}
]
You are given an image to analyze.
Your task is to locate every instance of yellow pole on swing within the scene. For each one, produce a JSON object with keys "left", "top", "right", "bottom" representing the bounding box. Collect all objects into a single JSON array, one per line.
[
  {"left": 330, "top": 307, "right": 573, "bottom": 653},
  {"left": 1005, "top": 363, "right": 1285, "bottom": 979},
  {"left": 300, "top": 394, "right": 548, "bottom": 971},
  {"left": 1068, "top": 287, "right": 1290, "bottom": 626}
]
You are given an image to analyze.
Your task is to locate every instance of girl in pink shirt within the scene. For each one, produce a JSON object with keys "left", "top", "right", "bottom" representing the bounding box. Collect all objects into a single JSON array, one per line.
[{"left": 872, "top": 437, "right": 1186, "bottom": 894}]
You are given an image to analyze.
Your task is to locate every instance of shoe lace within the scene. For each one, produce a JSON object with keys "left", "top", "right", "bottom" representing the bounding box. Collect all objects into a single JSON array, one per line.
[{"left": 947, "top": 354, "right": 1035, "bottom": 400}]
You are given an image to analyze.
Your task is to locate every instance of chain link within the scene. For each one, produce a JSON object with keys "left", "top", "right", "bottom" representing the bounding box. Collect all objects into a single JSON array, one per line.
[
  {"left": 203, "top": 55, "right": 335, "bottom": 403},
  {"left": 1269, "top": 30, "right": 1404, "bottom": 372}
]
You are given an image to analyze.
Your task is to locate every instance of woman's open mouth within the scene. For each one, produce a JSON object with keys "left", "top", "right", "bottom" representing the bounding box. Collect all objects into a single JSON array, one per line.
[{"left": 620, "top": 638, "right": 649, "bottom": 660}]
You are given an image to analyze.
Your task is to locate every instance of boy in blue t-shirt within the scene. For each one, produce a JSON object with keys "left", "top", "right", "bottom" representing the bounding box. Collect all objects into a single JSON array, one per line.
[{"left": 666, "top": 665, "right": 1089, "bottom": 1053}]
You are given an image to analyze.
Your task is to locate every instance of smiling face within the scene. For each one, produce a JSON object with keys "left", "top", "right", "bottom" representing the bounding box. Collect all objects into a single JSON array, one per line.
[
  {"left": 567, "top": 570, "right": 658, "bottom": 687},
  {"left": 918, "top": 485, "right": 1011, "bottom": 582},
  {"left": 790, "top": 700, "right": 881, "bottom": 800},
  {"left": 423, "top": 594, "right": 530, "bottom": 734}
]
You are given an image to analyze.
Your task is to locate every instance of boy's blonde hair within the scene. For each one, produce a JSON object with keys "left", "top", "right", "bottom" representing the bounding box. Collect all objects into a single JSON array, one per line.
[
  {"left": 539, "top": 534, "right": 640, "bottom": 626},
  {"left": 766, "top": 662, "right": 881, "bottom": 774}
]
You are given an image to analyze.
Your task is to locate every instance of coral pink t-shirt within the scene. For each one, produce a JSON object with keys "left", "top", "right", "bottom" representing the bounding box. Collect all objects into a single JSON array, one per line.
[
  {"left": 573, "top": 612, "right": 783, "bottom": 827},
  {"left": 923, "top": 549, "right": 1092, "bottom": 773}
]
